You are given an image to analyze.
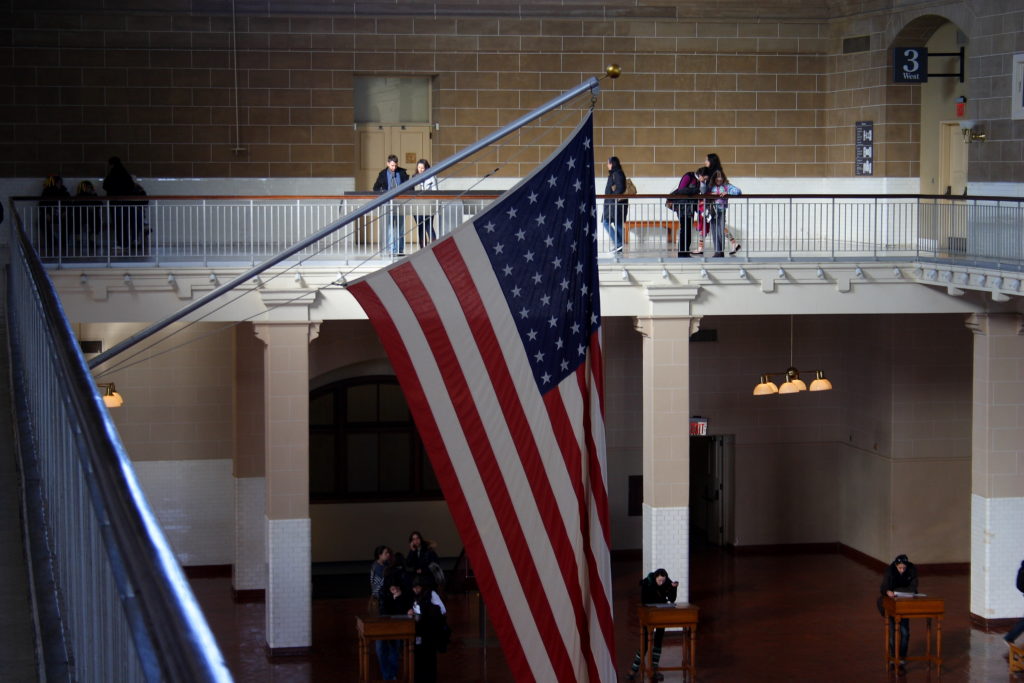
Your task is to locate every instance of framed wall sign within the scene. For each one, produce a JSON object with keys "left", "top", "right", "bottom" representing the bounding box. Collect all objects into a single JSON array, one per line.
[
  {"left": 855, "top": 121, "right": 874, "bottom": 176},
  {"left": 894, "top": 47, "right": 928, "bottom": 82}
]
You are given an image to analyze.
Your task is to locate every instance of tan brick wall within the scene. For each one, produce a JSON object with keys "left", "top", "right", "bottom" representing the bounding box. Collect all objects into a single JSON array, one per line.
[{"left": 0, "top": 0, "right": 1017, "bottom": 183}]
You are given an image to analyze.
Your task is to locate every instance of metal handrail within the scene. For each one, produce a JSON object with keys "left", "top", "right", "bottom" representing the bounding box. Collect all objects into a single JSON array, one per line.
[{"left": 6, "top": 212, "right": 232, "bottom": 682}]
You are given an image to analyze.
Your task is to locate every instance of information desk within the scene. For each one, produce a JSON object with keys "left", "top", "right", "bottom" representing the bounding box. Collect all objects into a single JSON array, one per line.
[
  {"left": 881, "top": 595, "right": 944, "bottom": 671},
  {"left": 638, "top": 603, "right": 699, "bottom": 681},
  {"left": 356, "top": 615, "right": 416, "bottom": 682}
]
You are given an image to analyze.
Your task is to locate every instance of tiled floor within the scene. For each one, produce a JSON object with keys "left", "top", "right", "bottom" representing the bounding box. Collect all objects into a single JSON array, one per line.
[{"left": 190, "top": 545, "right": 1017, "bottom": 682}]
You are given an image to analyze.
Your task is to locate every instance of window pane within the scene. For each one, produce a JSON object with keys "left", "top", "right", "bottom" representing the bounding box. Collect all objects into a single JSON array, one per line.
[
  {"left": 309, "top": 392, "right": 334, "bottom": 426},
  {"left": 354, "top": 76, "right": 430, "bottom": 123},
  {"left": 347, "top": 384, "right": 377, "bottom": 422},
  {"left": 380, "top": 433, "right": 411, "bottom": 492},
  {"left": 378, "top": 383, "right": 410, "bottom": 422},
  {"left": 347, "top": 434, "right": 379, "bottom": 493},
  {"left": 309, "top": 433, "right": 336, "bottom": 496}
]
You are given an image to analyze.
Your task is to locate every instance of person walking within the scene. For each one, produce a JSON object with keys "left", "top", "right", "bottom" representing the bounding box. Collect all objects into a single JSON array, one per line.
[{"left": 601, "top": 156, "right": 628, "bottom": 253}]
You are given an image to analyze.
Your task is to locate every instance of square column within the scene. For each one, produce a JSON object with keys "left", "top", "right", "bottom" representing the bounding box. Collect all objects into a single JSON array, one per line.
[
  {"left": 635, "top": 315, "right": 697, "bottom": 600},
  {"left": 254, "top": 317, "right": 319, "bottom": 652},
  {"left": 966, "top": 313, "right": 1024, "bottom": 621},
  {"left": 234, "top": 323, "right": 266, "bottom": 594}
]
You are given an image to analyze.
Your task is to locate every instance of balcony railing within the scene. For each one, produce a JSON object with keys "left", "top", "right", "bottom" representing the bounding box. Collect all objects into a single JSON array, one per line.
[{"left": 12, "top": 193, "right": 1024, "bottom": 272}]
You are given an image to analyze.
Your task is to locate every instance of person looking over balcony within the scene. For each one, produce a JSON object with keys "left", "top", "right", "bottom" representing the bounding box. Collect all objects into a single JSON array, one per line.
[
  {"left": 373, "top": 154, "right": 410, "bottom": 256},
  {"left": 668, "top": 168, "right": 702, "bottom": 257},
  {"left": 412, "top": 159, "right": 438, "bottom": 248}
]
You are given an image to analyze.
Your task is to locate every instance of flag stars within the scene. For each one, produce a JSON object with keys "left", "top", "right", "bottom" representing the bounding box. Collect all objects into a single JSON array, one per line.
[
  {"left": 555, "top": 197, "right": 566, "bottom": 209},
  {"left": 523, "top": 250, "right": 535, "bottom": 262},
  {"left": 493, "top": 242, "right": 505, "bottom": 255},
  {"left": 532, "top": 272, "right": 543, "bottom": 285},
  {"left": 566, "top": 157, "right": 576, "bottom": 170},
  {"left": 559, "top": 278, "right": 570, "bottom": 291},
  {"left": 502, "top": 264, "right": 513, "bottom": 277},
  {"left": 482, "top": 221, "right": 496, "bottom": 233},
  {"left": 551, "top": 256, "right": 562, "bottom": 269},
  {"left": 534, "top": 350, "right": 545, "bottom": 364},
  {"left": 543, "top": 235, "right": 554, "bottom": 248},
  {"left": 515, "top": 229, "right": 527, "bottom": 241},
  {"left": 527, "top": 191, "right": 538, "bottom": 204},
  {"left": 541, "top": 372, "right": 551, "bottom": 385},
  {"left": 573, "top": 179, "right": 582, "bottom": 191},
  {"left": 506, "top": 206, "right": 518, "bottom": 220},
  {"left": 510, "top": 285, "right": 522, "bottom": 297},
  {"left": 547, "top": 174, "right": 558, "bottom": 187},
  {"left": 548, "top": 315, "right": 558, "bottom": 328},
  {"left": 527, "top": 329, "right": 538, "bottom": 341},
  {"left": 555, "top": 338, "right": 564, "bottom": 350},
  {"left": 540, "top": 294, "right": 550, "bottom": 306},
  {"left": 534, "top": 214, "right": 546, "bottom": 227}
]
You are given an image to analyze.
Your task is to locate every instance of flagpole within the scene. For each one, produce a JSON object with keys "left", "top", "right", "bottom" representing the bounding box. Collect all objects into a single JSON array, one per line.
[{"left": 88, "top": 76, "right": 603, "bottom": 370}]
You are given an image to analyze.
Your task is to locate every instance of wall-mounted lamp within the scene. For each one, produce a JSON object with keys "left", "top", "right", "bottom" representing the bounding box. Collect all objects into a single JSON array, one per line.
[
  {"left": 98, "top": 382, "right": 124, "bottom": 408},
  {"left": 959, "top": 119, "right": 986, "bottom": 143}
]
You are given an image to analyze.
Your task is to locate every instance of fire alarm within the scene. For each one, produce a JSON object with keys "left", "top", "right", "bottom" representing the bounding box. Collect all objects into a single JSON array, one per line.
[{"left": 956, "top": 95, "right": 967, "bottom": 117}]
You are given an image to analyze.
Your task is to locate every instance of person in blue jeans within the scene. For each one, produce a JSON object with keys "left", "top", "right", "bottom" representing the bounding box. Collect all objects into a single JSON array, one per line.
[
  {"left": 601, "top": 156, "right": 628, "bottom": 253},
  {"left": 879, "top": 554, "right": 918, "bottom": 669},
  {"left": 372, "top": 154, "right": 409, "bottom": 256}
]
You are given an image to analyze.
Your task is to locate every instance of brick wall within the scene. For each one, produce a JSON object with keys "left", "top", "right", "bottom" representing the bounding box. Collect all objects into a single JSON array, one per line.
[{"left": 0, "top": 1, "right": 1018, "bottom": 183}]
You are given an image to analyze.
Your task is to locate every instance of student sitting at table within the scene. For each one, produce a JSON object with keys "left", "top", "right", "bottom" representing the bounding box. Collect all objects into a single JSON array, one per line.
[{"left": 626, "top": 568, "right": 678, "bottom": 681}]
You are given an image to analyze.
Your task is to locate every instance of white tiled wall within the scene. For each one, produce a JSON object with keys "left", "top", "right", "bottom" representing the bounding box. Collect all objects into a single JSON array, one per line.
[
  {"left": 267, "top": 517, "right": 312, "bottom": 649},
  {"left": 234, "top": 476, "right": 266, "bottom": 591},
  {"left": 643, "top": 504, "right": 690, "bottom": 603},
  {"left": 971, "top": 494, "right": 1024, "bottom": 619},
  {"left": 133, "top": 458, "right": 233, "bottom": 566}
]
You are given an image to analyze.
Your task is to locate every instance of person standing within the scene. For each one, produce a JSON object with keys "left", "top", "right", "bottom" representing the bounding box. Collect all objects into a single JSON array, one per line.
[
  {"left": 702, "top": 153, "right": 741, "bottom": 254},
  {"left": 412, "top": 159, "right": 438, "bottom": 248},
  {"left": 601, "top": 156, "right": 628, "bottom": 253},
  {"left": 405, "top": 530, "right": 440, "bottom": 584},
  {"left": 408, "top": 575, "right": 448, "bottom": 683},
  {"left": 38, "top": 174, "right": 70, "bottom": 256},
  {"left": 1005, "top": 559, "right": 1024, "bottom": 650},
  {"left": 372, "top": 154, "right": 410, "bottom": 256},
  {"left": 103, "top": 156, "right": 144, "bottom": 251},
  {"left": 879, "top": 553, "right": 918, "bottom": 669},
  {"left": 626, "top": 568, "right": 678, "bottom": 681},
  {"left": 369, "top": 545, "right": 399, "bottom": 679},
  {"left": 703, "top": 170, "right": 742, "bottom": 257},
  {"left": 668, "top": 168, "right": 701, "bottom": 257}
]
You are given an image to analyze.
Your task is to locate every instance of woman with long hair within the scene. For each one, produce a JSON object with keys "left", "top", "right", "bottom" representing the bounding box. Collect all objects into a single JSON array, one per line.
[
  {"left": 412, "top": 159, "right": 438, "bottom": 248},
  {"left": 601, "top": 156, "right": 629, "bottom": 253}
]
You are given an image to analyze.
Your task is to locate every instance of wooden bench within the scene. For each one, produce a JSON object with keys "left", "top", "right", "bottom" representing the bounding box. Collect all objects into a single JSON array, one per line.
[
  {"left": 624, "top": 220, "right": 678, "bottom": 246},
  {"left": 1011, "top": 641, "right": 1024, "bottom": 674}
]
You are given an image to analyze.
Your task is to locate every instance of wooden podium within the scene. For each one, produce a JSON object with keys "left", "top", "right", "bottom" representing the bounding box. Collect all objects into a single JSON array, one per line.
[
  {"left": 881, "top": 595, "right": 944, "bottom": 671},
  {"left": 356, "top": 615, "right": 416, "bottom": 682},
  {"left": 637, "top": 604, "right": 699, "bottom": 681}
]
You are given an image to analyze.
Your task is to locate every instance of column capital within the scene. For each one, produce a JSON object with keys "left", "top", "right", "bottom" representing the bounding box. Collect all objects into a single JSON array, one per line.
[
  {"left": 634, "top": 315, "right": 701, "bottom": 339},
  {"left": 643, "top": 284, "right": 700, "bottom": 317},
  {"left": 965, "top": 312, "right": 1023, "bottom": 336},
  {"left": 253, "top": 320, "right": 321, "bottom": 345},
  {"left": 258, "top": 289, "right": 319, "bottom": 322}
]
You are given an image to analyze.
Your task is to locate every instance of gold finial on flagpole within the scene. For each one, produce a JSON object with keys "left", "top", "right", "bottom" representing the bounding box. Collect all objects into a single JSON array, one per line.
[{"left": 605, "top": 64, "right": 621, "bottom": 79}]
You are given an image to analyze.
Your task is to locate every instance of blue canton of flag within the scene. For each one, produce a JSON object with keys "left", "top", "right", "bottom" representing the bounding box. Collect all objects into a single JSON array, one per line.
[{"left": 475, "top": 117, "right": 601, "bottom": 392}]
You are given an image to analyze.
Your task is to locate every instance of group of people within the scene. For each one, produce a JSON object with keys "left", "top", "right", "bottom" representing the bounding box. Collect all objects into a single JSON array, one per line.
[
  {"left": 37, "top": 156, "right": 148, "bottom": 256},
  {"left": 601, "top": 152, "right": 742, "bottom": 258},
  {"left": 369, "top": 531, "right": 448, "bottom": 682},
  {"left": 373, "top": 155, "right": 438, "bottom": 256}
]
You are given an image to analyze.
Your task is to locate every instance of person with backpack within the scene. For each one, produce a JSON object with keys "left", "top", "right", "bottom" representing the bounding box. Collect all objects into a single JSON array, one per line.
[
  {"left": 1005, "top": 559, "right": 1024, "bottom": 648},
  {"left": 668, "top": 169, "right": 701, "bottom": 258}
]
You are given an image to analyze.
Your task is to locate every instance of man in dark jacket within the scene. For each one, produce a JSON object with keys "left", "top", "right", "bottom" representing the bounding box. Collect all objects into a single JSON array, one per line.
[
  {"left": 669, "top": 169, "right": 702, "bottom": 257},
  {"left": 626, "top": 568, "right": 678, "bottom": 681},
  {"left": 880, "top": 553, "right": 918, "bottom": 667},
  {"left": 372, "top": 154, "right": 409, "bottom": 256}
]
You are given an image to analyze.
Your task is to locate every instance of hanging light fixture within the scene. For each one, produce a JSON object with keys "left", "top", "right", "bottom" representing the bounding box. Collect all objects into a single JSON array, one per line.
[
  {"left": 98, "top": 382, "right": 124, "bottom": 408},
  {"left": 753, "top": 316, "right": 833, "bottom": 396}
]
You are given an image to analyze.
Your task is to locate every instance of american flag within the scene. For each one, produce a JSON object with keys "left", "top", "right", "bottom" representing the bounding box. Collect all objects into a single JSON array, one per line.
[{"left": 349, "top": 113, "right": 615, "bottom": 681}]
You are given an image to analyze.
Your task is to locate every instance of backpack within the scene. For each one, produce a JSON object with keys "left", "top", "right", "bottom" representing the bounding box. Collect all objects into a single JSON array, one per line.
[
  {"left": 624, "top": 178, "right": 637, "bottom": 195},
  {"left": 1017, "top": 561, "right": 1024, "bottom": 593}
]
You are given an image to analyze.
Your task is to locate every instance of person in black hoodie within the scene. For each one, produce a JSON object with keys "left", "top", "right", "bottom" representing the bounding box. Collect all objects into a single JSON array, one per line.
[
  {"left": 601, "top": 156, "right": 628, "bottom": 253},
  {"left": 626, "top": 568, "right": 678, "bottom": 681},
  {"left": 668, "top": 169, "right": 702, "bottom": 257},
  {"left": 879, "top": 553, "right": 918, "bottom": 667}
]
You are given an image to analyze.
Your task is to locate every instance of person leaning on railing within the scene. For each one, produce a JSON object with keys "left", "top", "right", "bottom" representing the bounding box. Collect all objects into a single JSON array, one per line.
[{"left": 667, "top": 168, "right": 701, "bottom": 257}]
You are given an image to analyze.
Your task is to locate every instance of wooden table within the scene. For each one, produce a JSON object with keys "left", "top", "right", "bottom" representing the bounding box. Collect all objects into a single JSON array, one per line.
[
  {"left": 881, "top": 595, "right": 944, "bottom": 672},
  {"left": 356, "top": 615, "right": 416, "bottom": 682},
  {"left": 638, "top": 603, "right": 699, "bottom": 681}
]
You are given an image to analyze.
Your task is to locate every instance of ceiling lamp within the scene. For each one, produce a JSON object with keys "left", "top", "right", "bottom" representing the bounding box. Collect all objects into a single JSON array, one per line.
[
  {"left": 753, "top": 317, "right": 833, "bottom": 396},
  {"left": 98, "top": 382, "right": 124, "bottom": 408}
]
